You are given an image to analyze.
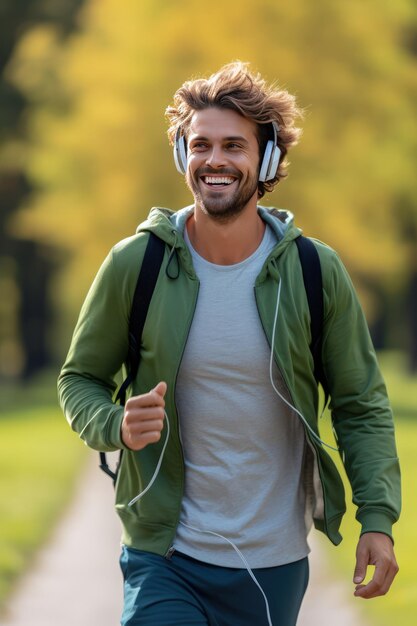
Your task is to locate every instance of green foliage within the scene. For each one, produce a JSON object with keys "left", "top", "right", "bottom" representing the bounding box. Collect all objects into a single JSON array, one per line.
[
  {"left": 0, "top": 0, "right": 88, "bottom": 379},
  {"left": 0, "top": 378, "right": 87, "bottom": 610},
  {"left": 3, "top": 0, "right": 415, "bottom": 343}
]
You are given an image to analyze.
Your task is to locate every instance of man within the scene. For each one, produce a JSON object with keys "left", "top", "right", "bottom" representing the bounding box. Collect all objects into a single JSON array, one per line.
[{"left": 58, "top": 62, "right": 400, "bottom": 625}]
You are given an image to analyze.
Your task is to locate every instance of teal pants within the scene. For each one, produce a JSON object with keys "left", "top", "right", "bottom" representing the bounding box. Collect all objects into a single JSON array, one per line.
[{"left": 120, "top": 547, "right": 309, "bottom": 626}]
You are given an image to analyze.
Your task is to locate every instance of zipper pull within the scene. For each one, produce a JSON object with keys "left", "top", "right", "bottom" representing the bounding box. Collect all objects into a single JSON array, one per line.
[{"left": 165, "top": 546, "right": 175, "bottom": 560}]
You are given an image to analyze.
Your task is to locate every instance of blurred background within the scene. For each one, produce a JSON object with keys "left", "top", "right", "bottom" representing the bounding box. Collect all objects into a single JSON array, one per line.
[
  {"left": 0, "top": 0, "right": 416, "bottom": 624},
  {"left": 1, "top": 0, "right": 417, "bottom": 380}
]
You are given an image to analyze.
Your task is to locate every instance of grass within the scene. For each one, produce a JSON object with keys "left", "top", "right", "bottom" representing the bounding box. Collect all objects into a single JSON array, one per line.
[
  {"left": 0, "top": 373, "right": 88, "bottom": 611},
  {"left": 318, "top": 351, "right": 417, "bottom": 626}
]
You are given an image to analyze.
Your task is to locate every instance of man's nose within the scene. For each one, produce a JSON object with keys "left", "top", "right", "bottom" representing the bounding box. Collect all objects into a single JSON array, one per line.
[{"left": 205, "top": 145, "right": 226, "bottom": 168}]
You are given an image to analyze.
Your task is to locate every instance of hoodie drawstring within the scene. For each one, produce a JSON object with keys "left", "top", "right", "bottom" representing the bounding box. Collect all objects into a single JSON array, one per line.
[{"left": 166, "top": 230, "right": 180, "bottom": 279}]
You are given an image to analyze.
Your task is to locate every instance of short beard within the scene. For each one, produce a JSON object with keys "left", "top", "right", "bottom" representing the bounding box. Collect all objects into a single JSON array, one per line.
[{"left": 187, "top": 168, "right": 259, "bottom": 223}]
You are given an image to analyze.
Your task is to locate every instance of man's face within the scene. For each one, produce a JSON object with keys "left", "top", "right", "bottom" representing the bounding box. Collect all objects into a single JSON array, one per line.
[{"left": 185, "top": 107, "right": 260, "bottom": 222}]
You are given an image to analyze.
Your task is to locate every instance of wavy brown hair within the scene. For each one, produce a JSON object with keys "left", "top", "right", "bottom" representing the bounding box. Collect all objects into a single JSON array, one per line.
[{"left": 165, "top": 61, "right": 303, "bottom": 197}]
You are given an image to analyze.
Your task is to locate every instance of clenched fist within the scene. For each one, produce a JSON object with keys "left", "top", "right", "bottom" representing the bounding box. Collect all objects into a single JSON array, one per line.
[{"left": 121, "top": 381, "right": 167, "bottom": 451}]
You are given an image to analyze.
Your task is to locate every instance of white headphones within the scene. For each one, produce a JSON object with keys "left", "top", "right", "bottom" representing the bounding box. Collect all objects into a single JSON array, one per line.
[
  {"left": 173, "top": 121, "right": 281, "bottom": 182},
  {"left": 258, "top": 122, "right": 281, "bottom": 182}
]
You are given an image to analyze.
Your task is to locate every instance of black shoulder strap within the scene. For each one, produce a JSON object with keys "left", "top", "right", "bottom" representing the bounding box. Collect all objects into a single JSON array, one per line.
[
  {"left": 99, "top": 232, "right": 165, "bottom": 482},
  {"left": 115, "top": 232, "right": 165, "bottom": 406},
  {"left": 295, "top": 236, "right": 329, "bottom": 405}
]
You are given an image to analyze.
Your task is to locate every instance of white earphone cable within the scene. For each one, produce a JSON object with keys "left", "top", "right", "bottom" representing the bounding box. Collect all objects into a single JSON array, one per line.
[
  {"left": 179, "top": 521, "right": 273, "bottom": 626},
  {"left": 269, "top": 278, "right": 338, "bottom": 453},
  {"left": 128, "top": 410, "right": 170, "bottom": 507},
  {"left": 126, "top": 412, "right": 274, "bottom": 624}
]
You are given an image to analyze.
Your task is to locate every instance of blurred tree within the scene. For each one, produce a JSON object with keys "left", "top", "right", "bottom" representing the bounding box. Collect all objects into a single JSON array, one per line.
[
  {"left": 0, "top": 0, "right": 85, "bottom": 379},
  {"left": 5, "top": 0, "right": 417, "bottom": 368}
]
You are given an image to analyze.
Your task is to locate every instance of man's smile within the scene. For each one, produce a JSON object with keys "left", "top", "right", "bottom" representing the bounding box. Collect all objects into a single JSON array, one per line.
[
  {"left": 203, "top": 175, "right": 235, "bottom": 186},
  {"left": 198, "top": 172, "right": 239, "bottom": 191}
]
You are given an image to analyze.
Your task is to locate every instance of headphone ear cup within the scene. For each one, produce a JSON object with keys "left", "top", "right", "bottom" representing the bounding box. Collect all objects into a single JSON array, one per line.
[
  {"left": 258, "top": 140, "right": 273, "bottom": 182},
  {"left": 268, "top": 145, "right": 281, "bottom": 181},
  {"left": 258, "top": 141, "right": 281, "bottom": 182},
  {"left": 173, "top": 133, "right": 187, "bottom": 174}
]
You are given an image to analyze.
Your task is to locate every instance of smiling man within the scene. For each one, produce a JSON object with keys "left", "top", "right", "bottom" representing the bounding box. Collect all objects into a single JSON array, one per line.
[
  {"left": 58, "top": 62, "right": 400, "bottom": 626},
  {"left": 186, "top": 107, "right": 260, "bottom": 220},
  {"left": 185, "top": 107, "right": 268, "bottom": 264}
]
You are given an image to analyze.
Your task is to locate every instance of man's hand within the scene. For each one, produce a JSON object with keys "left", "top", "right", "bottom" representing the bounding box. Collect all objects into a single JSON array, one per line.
[
  {"left": 121, "top": 382, "right": 167, "bottom": 451},
  {"left": 353, "top": 532, "right": 399, "bottom": 599}
]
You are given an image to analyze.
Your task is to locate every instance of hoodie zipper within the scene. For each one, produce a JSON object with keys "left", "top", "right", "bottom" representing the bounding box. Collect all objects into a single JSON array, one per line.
[
  {"left": 254, "top": 279, "right": 328, "bottom": 534},
  {"left": 164, "top": 546, "right": 176, "bottom": 560}
]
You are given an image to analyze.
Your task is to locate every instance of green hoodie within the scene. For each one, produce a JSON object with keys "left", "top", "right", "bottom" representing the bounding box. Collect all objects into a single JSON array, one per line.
[{"left": 58, "top": 206, "right": 401, "bottom": 556}]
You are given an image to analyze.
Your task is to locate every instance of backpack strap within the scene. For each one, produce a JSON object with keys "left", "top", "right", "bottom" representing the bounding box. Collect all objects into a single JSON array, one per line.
[
  {"left": 295, "top": 236, "right": 329, "bottom": 405},
  {"left": 99, "top": 232, "right": 165, "bottom": 482}
]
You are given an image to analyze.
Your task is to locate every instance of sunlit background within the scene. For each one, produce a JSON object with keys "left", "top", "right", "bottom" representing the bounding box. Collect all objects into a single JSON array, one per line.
[{"left": 0, "top": 0, "right": 416, "bottom": 624}]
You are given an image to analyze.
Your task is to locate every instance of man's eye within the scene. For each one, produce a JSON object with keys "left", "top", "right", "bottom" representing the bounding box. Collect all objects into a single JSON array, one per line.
[{"left": 192, "top": 143, "right": 208, "bottom": 151}]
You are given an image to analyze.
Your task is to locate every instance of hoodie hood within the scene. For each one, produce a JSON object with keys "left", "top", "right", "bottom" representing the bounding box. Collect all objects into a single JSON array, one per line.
[
  {"left": 136, "top": 205, "right": 301, "bottom": 252},
  {"left": 136, "top": 204, "right": 302, "bottom": 281}
]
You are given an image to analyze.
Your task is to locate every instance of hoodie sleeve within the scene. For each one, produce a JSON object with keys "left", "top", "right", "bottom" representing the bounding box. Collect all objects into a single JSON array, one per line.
[
  {"left": 320, "top": 248, "right": 401, "bottom": 540},
  {"left": 58, "top": 246, "right": 133, "bottom": 452}
]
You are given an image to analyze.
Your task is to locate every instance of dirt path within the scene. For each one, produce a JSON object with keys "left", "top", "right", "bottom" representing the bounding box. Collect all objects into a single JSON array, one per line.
[
  {"left": 1, "top": 454, "right": 123, "bottom": 626},
  {"left": 1, "top": 453, "right": 369, "bottom": 625}
]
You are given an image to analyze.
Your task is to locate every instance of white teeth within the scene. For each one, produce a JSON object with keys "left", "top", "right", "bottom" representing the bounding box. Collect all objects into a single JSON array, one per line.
[{"left": 204, "top": 176, "right": 234, "bottom": 185}]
